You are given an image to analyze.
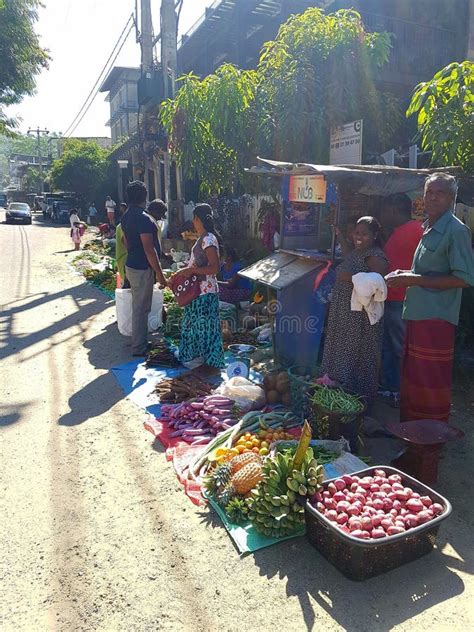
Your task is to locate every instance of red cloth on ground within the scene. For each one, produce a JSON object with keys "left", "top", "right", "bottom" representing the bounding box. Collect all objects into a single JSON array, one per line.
[
  {"left": 144, "top": 418, "right": 205, "bottom": 505},
  {"left": 384, "top": 220, "right": 424, "bottom": 301},
  {"left": 400, "top": 319, "right": 455, "bottom": 422}
]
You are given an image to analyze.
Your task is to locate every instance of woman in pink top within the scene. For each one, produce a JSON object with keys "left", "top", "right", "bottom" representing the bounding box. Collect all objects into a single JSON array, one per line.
[{"left": 380, "top": 194, "right": 423, "bottom": 398}]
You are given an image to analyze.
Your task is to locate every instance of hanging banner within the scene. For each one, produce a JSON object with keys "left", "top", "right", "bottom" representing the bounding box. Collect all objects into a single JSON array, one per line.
[
  {"left": 288, "top": 175, "right": 327, "bottom": 204},
  {"left": 330, "top": 119, "right": 363, "bottom": 165}
]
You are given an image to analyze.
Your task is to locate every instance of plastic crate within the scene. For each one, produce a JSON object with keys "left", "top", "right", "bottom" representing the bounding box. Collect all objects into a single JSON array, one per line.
[{"left": 304, "top": 466, "right": 452, "bottom": 581}]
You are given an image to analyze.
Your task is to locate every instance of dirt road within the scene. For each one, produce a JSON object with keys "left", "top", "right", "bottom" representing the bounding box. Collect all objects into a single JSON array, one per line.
[{"left": 1, "top": 213, "right": 473, "bottom": 632}]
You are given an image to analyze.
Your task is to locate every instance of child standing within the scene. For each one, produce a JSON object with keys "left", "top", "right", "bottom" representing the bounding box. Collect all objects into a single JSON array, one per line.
[{"left": 69, "top": 208, "right": 82, "bottom": 251}]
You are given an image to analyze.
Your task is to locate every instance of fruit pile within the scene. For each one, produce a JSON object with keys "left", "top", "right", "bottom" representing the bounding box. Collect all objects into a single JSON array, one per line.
[
  {"left": 247, "top": 445, "right": 324, "bottom": 537},
  {"left": 310, "top": 468, "right": 445, "bottom": 540},
  {"left": 205, "top": 421, "right": 326, "bottom": 538},
  {"left": 209, "top": 427, "right": 295, "bottom": 465},
  {"left": 205, "top": 452, "right": 263, "bottom": 509},
  {"left": 263, "top": 371, "right": 291, "bottom": 406}
]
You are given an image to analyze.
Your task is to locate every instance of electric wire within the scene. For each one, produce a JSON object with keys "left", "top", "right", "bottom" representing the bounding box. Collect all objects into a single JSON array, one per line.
[{"left": 63, "top": 14, "right": 135, "bottom": 137}]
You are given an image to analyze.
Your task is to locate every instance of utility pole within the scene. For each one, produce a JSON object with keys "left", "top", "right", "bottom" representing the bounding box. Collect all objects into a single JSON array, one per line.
[
  {"left": 27, "top": 127, "right": 49, "bottom": 193},
  {"left": 161, "top": 0, "right": 183, "bottom": 210},
  {"left": 161, "top": 0, "right": 178, "bottom": 100},
  {"left": 140, "top": 0, "right": 153, "bottom": 73},
  {"left": 139, "top": 0, "right": 155, "bottom": 196}
]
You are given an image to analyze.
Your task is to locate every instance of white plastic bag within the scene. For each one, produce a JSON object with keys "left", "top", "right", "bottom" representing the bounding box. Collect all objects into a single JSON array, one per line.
[
  {"left": 115, "top": 287, "right": 163, "bottom": 336},
  {"left": 216, "top": 376, "right": 265, "bottom": 412}
]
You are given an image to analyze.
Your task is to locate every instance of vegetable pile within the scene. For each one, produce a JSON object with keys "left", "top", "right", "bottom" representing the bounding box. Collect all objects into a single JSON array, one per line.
[
  {"left": 263, "top": 371, "right": 291, "bottom": 407},
  {"left": 161, "top": 395, "right": 239, "bottom": 444},
  {"left": 83, "top": 268, "right": 116, "bottom": 292},
  {"left": 154, "top": 374, "right": 212, "bottom": 403},
  {"left": 146, "top": 341, "right": 179, "bottom": 368},
  {"left": 310, "top": 468, "right": 445, "bottom": 540},
  {"left": 309, "top": 386, "right": 364, "bottom": 414},
  {"left": 164, "top": 303, "right": 183, "bottom": 335}
]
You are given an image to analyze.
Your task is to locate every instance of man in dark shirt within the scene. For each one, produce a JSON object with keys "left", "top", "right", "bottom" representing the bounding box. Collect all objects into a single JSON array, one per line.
[{"left": 121, "top": 181, "right": 167, "bottom": 356}]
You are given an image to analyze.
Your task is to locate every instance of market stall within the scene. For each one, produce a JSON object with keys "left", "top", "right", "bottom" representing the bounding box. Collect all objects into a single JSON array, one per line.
[{"left": 239, "top": 159, "right": 471, "bottom": 368}]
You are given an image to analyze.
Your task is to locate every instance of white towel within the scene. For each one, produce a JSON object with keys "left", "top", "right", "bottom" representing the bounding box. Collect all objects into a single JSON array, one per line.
[{"left": 351, "top": 272, "right": 387, "bottom": 325}]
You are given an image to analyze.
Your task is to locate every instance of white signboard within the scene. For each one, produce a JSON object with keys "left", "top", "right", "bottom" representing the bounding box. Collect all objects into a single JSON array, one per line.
[{"left": 329, "top": 119, "right": 363, "bottom": 165}]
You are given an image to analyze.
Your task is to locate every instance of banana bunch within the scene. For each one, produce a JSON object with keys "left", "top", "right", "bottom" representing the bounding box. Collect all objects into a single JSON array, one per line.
[
  {"left": 286, "top": 456, "right": 324, "bottom": 497},
  {"left": 247, "top": 448, "right": 324, "bottom": 538}
]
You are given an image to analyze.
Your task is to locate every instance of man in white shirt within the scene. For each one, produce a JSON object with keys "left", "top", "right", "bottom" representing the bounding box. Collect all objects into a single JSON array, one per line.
[{"left": 105, "top": 196, "right": 116, "bottom": 226}]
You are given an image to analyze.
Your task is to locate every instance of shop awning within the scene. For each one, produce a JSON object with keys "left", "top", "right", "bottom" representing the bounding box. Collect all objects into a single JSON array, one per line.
[
  {"left": 239, "top": 251, "right": 323, "bottom": 290},
  {"left": 247, "top": 158, "right": 474, "bottom": 204}
]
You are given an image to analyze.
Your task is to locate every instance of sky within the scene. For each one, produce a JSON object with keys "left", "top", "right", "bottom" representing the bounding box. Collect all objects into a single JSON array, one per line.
[{"left": 7, "top": 0, "right": 211, "bottom": 138}]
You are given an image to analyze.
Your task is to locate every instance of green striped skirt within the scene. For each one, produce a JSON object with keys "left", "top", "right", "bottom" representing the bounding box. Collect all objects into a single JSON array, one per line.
[{"left": 179, "top": 293, "right": 224, "bottom": 368}]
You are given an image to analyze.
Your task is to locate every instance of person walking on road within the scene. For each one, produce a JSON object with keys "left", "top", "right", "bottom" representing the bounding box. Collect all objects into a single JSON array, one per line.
[
  {"left": 386, "top": 173, "right": 474, "bottom": 422},
  {"left": 87, "top": 202, "right": 98, "bottom": 226},
  {"left": 121, "top": 181, "right": 167, "bottom": 356},
  {"left": 380, "top": 194, "right": 423, "bottom": 401},
  {"left": 105, "top": 196, "right": 116, "bottom": 226}
]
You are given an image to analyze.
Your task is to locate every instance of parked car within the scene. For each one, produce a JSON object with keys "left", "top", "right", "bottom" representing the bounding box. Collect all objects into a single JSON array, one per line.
[
  {"left": 0, "top": 193, "right": 8, "bottom": 209},
  {"left": 6, "top": 202, "right": 32, "bottom": 224}
]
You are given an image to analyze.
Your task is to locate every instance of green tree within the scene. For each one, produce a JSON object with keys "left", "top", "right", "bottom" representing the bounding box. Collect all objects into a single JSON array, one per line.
[
  {"left": 49, "top": 139, "right": 111, "bottom": 207},
  {"left": 22, "top": 165, "right": 42, "bottom": 191},
  {"left": 160, "top": 64, "right": 258, "bottom": 196},
  {"left": 257, "top": 8, "right": 399, "bottom": 163},
  {"left": 160, "top": 8, "right": 401, "bottom": 194},
  {"left": 0, "top": 0, "right": 49, "bottom": 135},
  {"left": 406, "top": 61, "right": 474, "bottom": 172}
]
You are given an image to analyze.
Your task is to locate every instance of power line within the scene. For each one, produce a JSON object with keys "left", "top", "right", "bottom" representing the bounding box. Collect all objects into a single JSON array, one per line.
[{"left": 63, "top": 14, "right": 135, "bottom": 137}]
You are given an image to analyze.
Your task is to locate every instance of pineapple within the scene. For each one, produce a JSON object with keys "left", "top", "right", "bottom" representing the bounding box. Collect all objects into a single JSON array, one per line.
[
  {"left": 229, "top": 451, "right": 261, "bottom": 475},
  {"left": 230, "top": 461, "right": 263, "bottom": 495},
  {"left": 207, "top": 452, "right": 262, "bottom": 505}
]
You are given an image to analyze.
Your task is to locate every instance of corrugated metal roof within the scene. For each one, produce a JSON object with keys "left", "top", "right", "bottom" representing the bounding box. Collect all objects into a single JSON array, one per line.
[{"left": 247, "top": 158, "right": 474, "bottom": 202}]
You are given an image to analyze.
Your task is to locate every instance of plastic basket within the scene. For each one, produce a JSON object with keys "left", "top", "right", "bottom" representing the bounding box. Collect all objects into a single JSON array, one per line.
[
  {"left": 288, "top": 365, "right": 321, "bottom": 417},
  {"left": 304, "top": 466, "right": 452, "bottom": 581},
  {"left": 307, "top": 386, "right": 366, "bottom": 452}
]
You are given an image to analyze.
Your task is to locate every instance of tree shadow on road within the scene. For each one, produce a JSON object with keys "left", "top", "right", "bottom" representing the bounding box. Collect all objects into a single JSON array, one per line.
[
  {"left": 252, "top": 537, "right": 466, "bottom": 631},
  {"left": 58, "top": 323, "right": 130, "bottom": 427},
  {"left": 0, "top": 282, "right": 109, "bottom": 362}
]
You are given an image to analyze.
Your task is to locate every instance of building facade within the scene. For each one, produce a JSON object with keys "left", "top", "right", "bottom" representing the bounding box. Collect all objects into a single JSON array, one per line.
[{"left": 99, "top": 67, "right": 140, "bottom": 145}]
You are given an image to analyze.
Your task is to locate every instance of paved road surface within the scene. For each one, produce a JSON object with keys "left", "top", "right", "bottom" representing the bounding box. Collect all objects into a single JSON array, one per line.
[{"left": 1, "top": 212, "right": 473, "bottom": 631}]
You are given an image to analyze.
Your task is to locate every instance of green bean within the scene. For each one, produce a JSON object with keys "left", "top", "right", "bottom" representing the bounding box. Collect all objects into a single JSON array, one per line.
[{"left": 309, "top": 385, "right": 364, "bottom": 414}]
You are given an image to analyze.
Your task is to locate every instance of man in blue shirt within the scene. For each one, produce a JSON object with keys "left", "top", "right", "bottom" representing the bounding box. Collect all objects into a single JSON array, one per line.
[{"left": 121, "top": 181, "right": 167, "bottom": 356}]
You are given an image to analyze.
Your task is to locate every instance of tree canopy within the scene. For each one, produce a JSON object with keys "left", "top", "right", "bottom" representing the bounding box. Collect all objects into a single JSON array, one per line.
[
  {"left": 160, "top": 64, "right": 259, "bottom": 196},
  {"left": 407, "top": 61, "right": 474, "bottom": 172},
  {"left": 49, "top": 139, "right": 111, "bottom": 206},
  {"left": 0, "top": 0, "right": 49, "bottom": 135},
  {"left": 160, "top": 8, "right": 401, "bottom": 196}
]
